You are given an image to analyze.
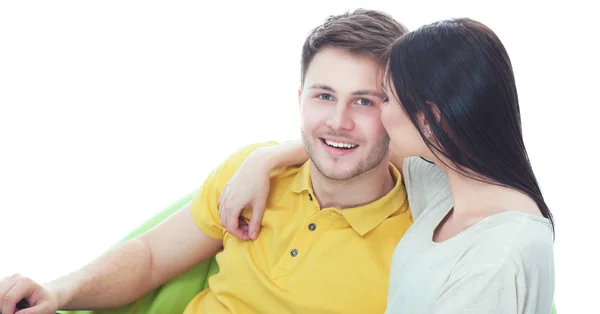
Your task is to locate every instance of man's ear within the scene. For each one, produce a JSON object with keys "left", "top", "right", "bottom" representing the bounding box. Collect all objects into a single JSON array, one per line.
[{"left": 298, "top": 88, "right": 303, "bottom": 108}]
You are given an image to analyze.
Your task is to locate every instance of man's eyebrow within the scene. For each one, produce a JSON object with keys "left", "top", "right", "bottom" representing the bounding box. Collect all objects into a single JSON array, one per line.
[
  {"left": 352, "top": 90, "right": 387, "bottom": 100},
  {"left": 309, "top": 84, "right": 335, "bottom": 92},
  {"left": 310, "top": 84, "right": 386, "bottom": 99}
]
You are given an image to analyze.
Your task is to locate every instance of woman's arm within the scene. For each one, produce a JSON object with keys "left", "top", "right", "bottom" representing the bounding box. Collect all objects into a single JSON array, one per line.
[
  {"left": 256, "top": 140, "right": 309, "bottom": 170},
  {"left": 217, "top": 140, "right": 308, "bottom": 240}
]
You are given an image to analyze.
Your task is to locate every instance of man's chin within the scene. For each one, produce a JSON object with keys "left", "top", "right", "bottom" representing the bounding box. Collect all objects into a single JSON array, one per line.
[
  {"left": 312, "top": 160, "right": 359, "bottom": 181},
  {"left": 323, "top": 169, "right": 363, "bottom": 181}
]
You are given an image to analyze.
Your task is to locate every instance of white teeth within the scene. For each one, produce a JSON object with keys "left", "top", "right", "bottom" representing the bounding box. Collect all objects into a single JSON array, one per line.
[{"left": 325, "top": 139, "right": 358, "bottom": 149}]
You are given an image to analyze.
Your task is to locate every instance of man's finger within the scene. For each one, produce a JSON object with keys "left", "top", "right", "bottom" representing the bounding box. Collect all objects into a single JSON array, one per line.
[
  {"left": 16, "top": 301, "right": 52, "bottom": 314},
  {"left": 2, "top": 277, "right": 30, "bottom": 314},
  {"left": 0, "top": 275, "right": 20, "bottom": 314}
]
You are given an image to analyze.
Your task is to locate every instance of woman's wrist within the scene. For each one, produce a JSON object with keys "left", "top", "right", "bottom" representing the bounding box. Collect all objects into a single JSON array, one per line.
[
  {"left": 246, "top": 140, "right": 307, "bottom": 173},
  {"left": 247, "top": 145, "right": 281, "bottom": 171}
]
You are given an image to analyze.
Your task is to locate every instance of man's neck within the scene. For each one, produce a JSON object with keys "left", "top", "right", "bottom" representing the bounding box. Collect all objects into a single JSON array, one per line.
[{"left": 310, "top": 162, "right": 395, "bottom": 209}]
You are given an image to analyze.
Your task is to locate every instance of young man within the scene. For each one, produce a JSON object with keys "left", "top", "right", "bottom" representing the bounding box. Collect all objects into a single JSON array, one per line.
[{"left": 0, "top": 9, "right": 410, "bottom": 314}]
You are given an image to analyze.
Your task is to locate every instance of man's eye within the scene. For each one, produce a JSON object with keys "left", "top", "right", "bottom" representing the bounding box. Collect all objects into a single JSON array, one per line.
[
  {"left": 356, "top": 98, "right": 373, "bottom": 106},
  {"left": 318, "top": 94, "right": 333, "bottom": 101}
]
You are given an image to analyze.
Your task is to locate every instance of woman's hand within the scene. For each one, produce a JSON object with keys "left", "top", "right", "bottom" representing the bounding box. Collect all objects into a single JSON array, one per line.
[{"left": 218, "top": 146, "right": 275, "bottom": 240}]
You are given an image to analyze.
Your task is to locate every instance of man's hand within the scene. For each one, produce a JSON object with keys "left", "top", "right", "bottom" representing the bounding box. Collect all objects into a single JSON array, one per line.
[{"left": 0, "top": 274, "right": 58, "bottom": 314}]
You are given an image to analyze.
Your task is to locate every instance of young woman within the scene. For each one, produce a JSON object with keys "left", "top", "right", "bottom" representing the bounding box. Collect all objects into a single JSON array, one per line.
[{"left": 218, "top": 18, "right": 555, "bottom": 313}]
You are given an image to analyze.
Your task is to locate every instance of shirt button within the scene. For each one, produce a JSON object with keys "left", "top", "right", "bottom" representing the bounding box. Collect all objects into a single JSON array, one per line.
[
  {"left": 308, "top": 193, "right": 313, "bottom": 201},
  {"left": 290, "top": 249, "right": 298, "bottom": 257},
  {"left": 308, "top": 223, "right": 316, "bottom": 231}
]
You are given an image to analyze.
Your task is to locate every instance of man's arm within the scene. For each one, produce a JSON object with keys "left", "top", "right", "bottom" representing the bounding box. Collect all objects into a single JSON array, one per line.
[
  {"left": 0, "top": 202, "right": 221, "bottom": 313},
  {"left": 50, "top": 201, "right": 221, "bottom": 310}
]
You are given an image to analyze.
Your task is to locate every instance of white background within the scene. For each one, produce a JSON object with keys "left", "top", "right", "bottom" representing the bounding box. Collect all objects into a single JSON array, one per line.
[{"left": 1, "top": 0, "right": 597, "bottom": 313}]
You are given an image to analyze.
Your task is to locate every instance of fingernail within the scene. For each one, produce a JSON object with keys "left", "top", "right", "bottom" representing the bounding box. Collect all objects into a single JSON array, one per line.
[{"left": 251, "top": 232, "right": 257, "bottom": 239}]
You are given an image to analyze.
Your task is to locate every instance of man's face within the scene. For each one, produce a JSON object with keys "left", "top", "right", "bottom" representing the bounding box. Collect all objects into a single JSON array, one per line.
[{"left": 299, "top": 47, "right": 390, "bottom": 181}]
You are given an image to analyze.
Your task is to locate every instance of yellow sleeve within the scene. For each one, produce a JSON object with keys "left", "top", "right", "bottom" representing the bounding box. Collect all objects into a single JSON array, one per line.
[{"left": 191, "top": 141, "right": 279, "bottom": 239}]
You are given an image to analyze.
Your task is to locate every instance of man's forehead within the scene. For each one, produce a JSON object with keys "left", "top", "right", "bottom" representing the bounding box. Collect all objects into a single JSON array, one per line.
[
  {"left": 306, "top": 48, "right": 384, "bottom": 81},
  {"left": 304, "top": 60, "right": 385, "bottom": 95}
]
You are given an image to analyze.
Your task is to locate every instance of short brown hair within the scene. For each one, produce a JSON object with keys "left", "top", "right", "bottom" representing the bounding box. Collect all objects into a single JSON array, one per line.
[{"left": 300, "top": 9, "right": 408, "bottom": 86}]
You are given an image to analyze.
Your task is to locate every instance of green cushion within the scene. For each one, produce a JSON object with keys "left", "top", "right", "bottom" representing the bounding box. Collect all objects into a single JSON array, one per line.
[{"left": 58, "top": 192, "right": 219, "bottom": 314}]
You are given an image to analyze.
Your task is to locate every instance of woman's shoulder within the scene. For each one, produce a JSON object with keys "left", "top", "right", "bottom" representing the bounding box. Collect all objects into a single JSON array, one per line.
[
  {"left": 402, "top": 157, "right": 450, "bottom": 220},
  {"left": 462, "top": 212, "right": 554, "bottom": 267},
  {"left": 403, "top": 156, "right": 449, "bottom": 190}
]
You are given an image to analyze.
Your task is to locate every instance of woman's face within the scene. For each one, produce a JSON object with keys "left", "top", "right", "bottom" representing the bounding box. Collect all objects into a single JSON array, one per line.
[{"left": 380, "top": 77, "right": 432, "bottom": 159}]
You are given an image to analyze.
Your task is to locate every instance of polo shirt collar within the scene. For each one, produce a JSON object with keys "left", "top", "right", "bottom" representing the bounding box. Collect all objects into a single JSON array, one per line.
[{"left": 291, "top": 161, "right": 408, "bottom": 236}]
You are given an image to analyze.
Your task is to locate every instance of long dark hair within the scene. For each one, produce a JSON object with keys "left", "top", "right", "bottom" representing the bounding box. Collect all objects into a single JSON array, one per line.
[{"left": 388, "top": 18, "right": 554, "bottom": 236}]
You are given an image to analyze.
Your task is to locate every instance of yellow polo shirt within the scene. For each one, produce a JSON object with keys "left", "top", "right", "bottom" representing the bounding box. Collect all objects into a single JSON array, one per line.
[{"left": 184, "top": 142, "right": 412, "bottom": 314}]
